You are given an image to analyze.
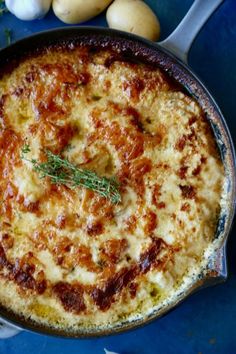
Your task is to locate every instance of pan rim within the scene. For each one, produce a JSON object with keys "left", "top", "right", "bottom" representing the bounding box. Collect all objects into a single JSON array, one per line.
[{"left": 0, "top": 26, "right": 235, "bottom": 338}]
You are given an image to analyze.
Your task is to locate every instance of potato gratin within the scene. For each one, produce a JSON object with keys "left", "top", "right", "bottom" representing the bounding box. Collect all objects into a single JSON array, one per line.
[{"left": 0, "top": 44, "right": 224, "bottom": 331}]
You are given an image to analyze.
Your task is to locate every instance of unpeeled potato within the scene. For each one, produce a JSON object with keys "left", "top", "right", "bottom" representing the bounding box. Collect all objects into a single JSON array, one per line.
[
  {"left": 52, "top": 0, "right": 113, "bottom": 24},
  {"left": 106, "top": 0, "right": 160, "bottom": 41}
]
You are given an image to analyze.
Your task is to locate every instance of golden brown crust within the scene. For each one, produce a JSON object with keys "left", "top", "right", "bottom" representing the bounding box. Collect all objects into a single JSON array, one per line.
[{"left": 0, "top": 44, "right": 224, "bottom": 330}]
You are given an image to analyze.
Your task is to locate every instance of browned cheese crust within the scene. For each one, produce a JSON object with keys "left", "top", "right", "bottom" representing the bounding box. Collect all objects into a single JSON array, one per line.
[{"left": 0, "top": 45, "right": 224, "bottom": 330}]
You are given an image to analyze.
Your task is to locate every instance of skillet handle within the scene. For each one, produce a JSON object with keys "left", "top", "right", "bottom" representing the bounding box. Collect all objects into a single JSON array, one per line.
[
  {"left": 159, "top": 0, "right": 224, "bottom": 63},
  {"left": 0, "top": 321, "right": 22, "bottom": 339}
]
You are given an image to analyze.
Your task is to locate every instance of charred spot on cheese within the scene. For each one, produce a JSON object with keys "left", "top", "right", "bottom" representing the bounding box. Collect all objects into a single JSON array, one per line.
[
  {"left": 86, "top": 220, "right": 104, "bottom": 236},
  {"left": 0, "top": 43, "right": 224, "bottom": 331},
  {"left": 0, "top": 233, "right": 14, "bottom": 250},
  {"left": 144, "top": 210, "right": 158, "bottom": 235},
  {"left": 0, "top": 244, "right": 47, "bottom": 294},
  {"left": 179, "top": 185, "right": 196, "bottom": 199},
  {"left": 100, "top": 239, "right": 128, "bottom": 264},
  {"left": 139, "top": 239, "right": 162, "bottom": 273},
  {"left": 178, "top": 166, "right": 188, "bottom": 179},
  {"left": 91, "top": 265, "right": 138, "bottom": 311},
  {"left": 129, "top": 282, "right": 138, "bottom": 299},
  {"left": 91, "top": 238, "right": 164, "bottom": 311},
  {"left": 53, "top": 282, "right": 86, "bottom": 314}
]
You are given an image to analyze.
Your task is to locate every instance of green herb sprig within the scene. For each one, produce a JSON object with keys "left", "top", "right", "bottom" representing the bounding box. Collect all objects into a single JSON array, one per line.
[{"left": 21, "top": 145, "right": 121, "bottom": 204}]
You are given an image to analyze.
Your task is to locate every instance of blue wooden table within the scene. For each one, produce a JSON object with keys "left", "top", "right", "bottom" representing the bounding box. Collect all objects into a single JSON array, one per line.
[{"left": 0, "top": 1, "right": 235, "bottom": 353}]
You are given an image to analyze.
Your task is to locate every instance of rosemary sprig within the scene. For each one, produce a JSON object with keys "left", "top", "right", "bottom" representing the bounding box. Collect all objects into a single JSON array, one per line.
[{"left": 21, "top": 145, "right": 121, "bottom": 204}]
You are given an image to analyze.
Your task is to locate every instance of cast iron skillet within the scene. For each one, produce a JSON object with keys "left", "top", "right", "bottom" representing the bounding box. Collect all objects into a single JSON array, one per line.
[{"left": 0, "top": 0, "right": 235, "bottom": 339}]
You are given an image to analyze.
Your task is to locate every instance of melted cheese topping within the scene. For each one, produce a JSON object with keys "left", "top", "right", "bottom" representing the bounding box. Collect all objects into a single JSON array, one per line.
[{"left": 0, "top": 45, "right": 224, "bottom": 332}]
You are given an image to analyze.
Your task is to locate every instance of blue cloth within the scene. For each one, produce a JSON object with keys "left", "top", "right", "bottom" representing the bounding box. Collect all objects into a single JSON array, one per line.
[{"left": 0, "top": 1, "right": 235, "bottom": 353}]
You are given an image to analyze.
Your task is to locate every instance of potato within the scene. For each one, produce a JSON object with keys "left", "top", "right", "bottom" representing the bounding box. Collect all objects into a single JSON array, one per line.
[
  {"left": 52, "top": 0, "right": 113, "bottom": 24},
  {"left": 106, "top": 0, "right": 160, "bottom": 41}
]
